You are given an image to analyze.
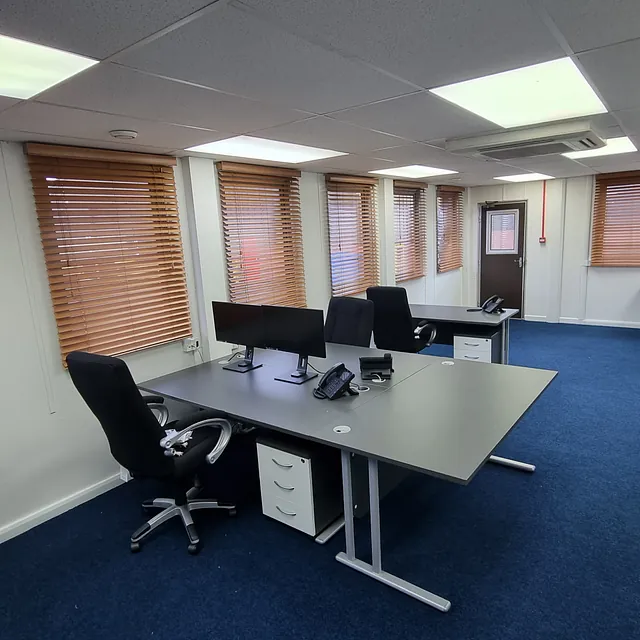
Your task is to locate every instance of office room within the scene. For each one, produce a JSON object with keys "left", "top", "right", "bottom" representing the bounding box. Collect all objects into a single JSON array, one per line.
[{"left": 0, "top": 0, "right": 638, "bottom": 638}]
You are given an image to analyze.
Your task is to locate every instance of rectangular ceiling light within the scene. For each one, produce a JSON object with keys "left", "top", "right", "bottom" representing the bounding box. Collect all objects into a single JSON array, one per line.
[
  {"left": 563, "top": 136, "right": 636, "bottom": 159},
  {"left": 185, "top": 136, "right": 346, "bottom": 163},
  {"left": 430, "top": 58, "right": 607, "bottom": 128},
  {"left": 369, "top": 165, "right": 457, "bottom": 178},
  {"left": 0, "top": 34, "right": 97, "bottom": 99},
  {"left": 494, "top": 173, "right": 554, "bottom": 182}
]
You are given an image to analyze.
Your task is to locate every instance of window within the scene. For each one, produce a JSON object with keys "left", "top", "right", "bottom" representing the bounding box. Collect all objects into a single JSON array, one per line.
[
  {"left": 394, "top": 181, "right": 427, "bottom": 282},
  {"left": 326, "top": 174, "right": 379, "bottom": 296},
  {"left": 27, "top": 143, "right": 192, "bottom": 363},
  {"left": 436, "top": 186, "right": 464, "bottom": 272},
  {"left": 486, "top": 210, "right": 518, "bottom": 254},
  {"left": 218, "top": 162, "right": 306, "bottom": 307},
  {"left": 591, "top": 171, "right": 640, "bottom": 267}
]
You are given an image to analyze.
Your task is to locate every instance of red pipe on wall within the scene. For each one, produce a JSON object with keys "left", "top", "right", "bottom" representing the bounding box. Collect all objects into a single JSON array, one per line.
[{"left": 539, "top": 180, "right": 547, "bottom": 244}]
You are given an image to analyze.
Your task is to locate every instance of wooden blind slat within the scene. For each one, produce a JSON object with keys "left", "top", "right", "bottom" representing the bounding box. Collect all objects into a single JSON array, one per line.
[
  {"left": 436, "top": 187, "right": 464, "bottom": 273},
  {"left": 28, "top": 146, "right": 191, "bottom": 364},
  {"left": 218, "top": 163, "right": 306, "bottom": 308},
  {"left": 394, "top": 182, "right": 427, "bottom": 283},
  {"left": 326, "top": 175, "right": 379, "bottom": 296},
  {"left": 591, "top": 172, "right": 640, "bottom": 267}
]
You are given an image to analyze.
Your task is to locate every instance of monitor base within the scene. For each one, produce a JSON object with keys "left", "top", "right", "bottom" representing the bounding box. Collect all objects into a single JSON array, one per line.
[
  {"left": 223, "top": 360, "right": 262, "bottom": 373},
  {"left": 274, "top": 370, "right": 318, "bottom": 385}
]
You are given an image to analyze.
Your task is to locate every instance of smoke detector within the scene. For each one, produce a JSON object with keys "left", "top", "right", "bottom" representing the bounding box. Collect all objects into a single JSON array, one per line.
[{"left": 109, "top": 130, "right": 138, "bottom": 140}]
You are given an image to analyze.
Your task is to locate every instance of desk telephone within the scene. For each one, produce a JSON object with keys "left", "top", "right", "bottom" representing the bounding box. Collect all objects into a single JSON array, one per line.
[
  {"left": 313, "top": 363, "right": 356, "bottom": 400},
  {"left": 468, "top": 294, "right": 505, "bottom": 315}
]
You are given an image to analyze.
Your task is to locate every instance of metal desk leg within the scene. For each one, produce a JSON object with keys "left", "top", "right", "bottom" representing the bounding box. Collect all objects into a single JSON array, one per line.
[
  {"left": 501, "top": 318, "right": 511, "bottom": 364},
  {"left": 335, "top": 452, "right": 451, "bottom": 612},
  {"left": 488, "top": 455, "right": 536, "bottom": 473}
]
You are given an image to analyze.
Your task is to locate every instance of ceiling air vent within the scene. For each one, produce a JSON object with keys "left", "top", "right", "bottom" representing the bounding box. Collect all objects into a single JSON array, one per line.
[{"left": 445, "top": 121, "right": 605, "bottom": 160}]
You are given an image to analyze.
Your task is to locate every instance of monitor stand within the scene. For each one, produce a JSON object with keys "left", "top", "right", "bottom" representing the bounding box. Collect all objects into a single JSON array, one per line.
[
  {"left": 222, "top": 347, "right": 262, "bottom": 373},
  {"left": 274, "top": 355, "right": 318, "bottom": 385}
]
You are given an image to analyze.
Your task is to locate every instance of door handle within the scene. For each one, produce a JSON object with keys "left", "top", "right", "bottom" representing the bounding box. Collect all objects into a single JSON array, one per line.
[{"left": 515, "top": 257, "right": 523, "bottom": 268}]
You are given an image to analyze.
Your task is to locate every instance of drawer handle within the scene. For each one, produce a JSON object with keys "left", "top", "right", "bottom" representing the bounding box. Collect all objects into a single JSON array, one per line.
[
  {"left": 272, "top": 458, "right": 293, "bottom": 469},
  {"left": 464, "top": 355, "right": 480, "bottom": 360},
  {"left": 276, "top": 505, "right": 297, "bottom": 517},
  {"left": 464, "top": 342, "right": 480, "bottom": 347},
  {"left": 274, "top": 480, "right": 295, "bottom": 492}
]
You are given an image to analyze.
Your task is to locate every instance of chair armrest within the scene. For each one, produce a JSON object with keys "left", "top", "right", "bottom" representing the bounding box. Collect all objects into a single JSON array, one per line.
[
  {"left": 159, "top": 410, "right": 233, "bottom": 466},
  {"left": 143, "top": 395, "right": 169, "bottom": 427},
  {"left": 414, "top": 321, "right": 437, "bottom": 347}
]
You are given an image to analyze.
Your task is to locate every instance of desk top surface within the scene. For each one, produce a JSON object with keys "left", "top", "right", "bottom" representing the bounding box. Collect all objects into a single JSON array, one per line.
[
  {"left": 141, "top": 344, "right": 555, "bottom": 484},
  {"left": 410, "top": 304, "right": 519, "bottom": 325}
]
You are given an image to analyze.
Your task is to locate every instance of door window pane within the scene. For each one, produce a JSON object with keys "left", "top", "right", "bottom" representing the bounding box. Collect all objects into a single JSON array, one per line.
[{"left": 486, "top": 210, "right": 518, "bottom": 254}]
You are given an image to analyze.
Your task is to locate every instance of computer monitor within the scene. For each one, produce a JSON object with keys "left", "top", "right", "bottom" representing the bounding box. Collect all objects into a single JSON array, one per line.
[
  {"left": 212, "top": 301, "right": 265, "bottom": 372},
  {"left": 262, "top": 305, "right": 326, "bottom": 385}
]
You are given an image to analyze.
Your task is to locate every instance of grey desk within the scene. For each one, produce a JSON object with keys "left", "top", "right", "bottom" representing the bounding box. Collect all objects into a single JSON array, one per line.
[
  {"left": 410, "top": 304, "right": 519, "bottom": 364},
  {"left": 141, "top": 344, "right": 556, "bottom": 612}
]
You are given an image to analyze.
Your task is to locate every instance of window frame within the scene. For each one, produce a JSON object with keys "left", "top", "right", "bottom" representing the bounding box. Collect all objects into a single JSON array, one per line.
[
  {"left": 393, "top": 181, "right": 427, "bottom": 283},
  {"left": 325, "top": 174, "right": 379, "bottom": 296},
  {"left": 436, "top": 186, "right": 464, "bottom": 273}
]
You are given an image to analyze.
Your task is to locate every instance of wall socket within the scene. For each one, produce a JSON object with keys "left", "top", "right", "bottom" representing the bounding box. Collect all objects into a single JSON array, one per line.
[{"left": 182, "top": 337, "right": 200, "bottom": 352}]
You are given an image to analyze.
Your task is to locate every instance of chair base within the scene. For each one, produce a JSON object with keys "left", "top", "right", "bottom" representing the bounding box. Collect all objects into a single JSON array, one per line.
[{"left": 131, "top": 486, "right": 236, "bottom": 554}]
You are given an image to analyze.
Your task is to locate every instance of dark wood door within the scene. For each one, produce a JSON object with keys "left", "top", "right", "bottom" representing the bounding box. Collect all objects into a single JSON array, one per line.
[{"left": 479, "top": 202, "right": 526, "bottom": 318}]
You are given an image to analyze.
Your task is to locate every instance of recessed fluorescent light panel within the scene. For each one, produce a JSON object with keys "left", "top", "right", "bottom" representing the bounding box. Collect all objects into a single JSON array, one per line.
[
  {"left": 495, "top": 173, "right": 554, "bottom": 183},
  {"left": 369, "top": 165, "right": 458, "bottom": 178},
  {"left": 0, "top": 34, "right": 97, "bottom": 99},
  {"left": 563, "top": 136, "right": 637, "bottom": 159},
  {"left": 430, "top": 58, "right": 607, "bottom": 128},
  {"left": 185, "top": 136, "right": 346, "bottom": 163}
]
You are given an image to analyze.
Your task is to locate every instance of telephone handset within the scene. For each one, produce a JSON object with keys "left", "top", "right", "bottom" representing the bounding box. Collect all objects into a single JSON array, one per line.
[
  {"left": 468, "top": 294, "right": 505, "bottom": 315},
  {"left": 313, "top": 363, "right": 356, "bottom": 400}
]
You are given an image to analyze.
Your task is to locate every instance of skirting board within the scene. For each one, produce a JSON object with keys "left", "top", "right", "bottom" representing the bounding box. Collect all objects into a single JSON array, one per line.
[
  {"left": 0, "top": 473, "right": 122, "bottom": 544},
  {"left": 524, "top": 315, "right": 547, "bottom": 322},
  {"left": 560, "top": 317, "right": 640, "bottom": 329}
]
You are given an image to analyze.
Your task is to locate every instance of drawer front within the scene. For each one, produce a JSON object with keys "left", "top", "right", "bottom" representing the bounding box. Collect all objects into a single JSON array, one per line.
[
  {"left": 256, "top": 443, "right": 313, "bottom": 503},
  {"left": 454, "top": 336, "right": 492, "bottom": 353},
  {"left": 261, "top": 492, "right": 316, "bottom": 536},
  {"left": 455, "top": 349, "right": 492, "bottom": 364}
]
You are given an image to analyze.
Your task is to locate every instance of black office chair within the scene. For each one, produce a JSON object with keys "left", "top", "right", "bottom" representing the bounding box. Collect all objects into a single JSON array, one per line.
[
  {"left": 366, "top": 286, "right": 437, "bottom": 353},
  {"left": 324, "top": 296, "right": 374, "bottom": 348},
  {"left": 66, "top": 351, "right": 236, "bottom": 555}
]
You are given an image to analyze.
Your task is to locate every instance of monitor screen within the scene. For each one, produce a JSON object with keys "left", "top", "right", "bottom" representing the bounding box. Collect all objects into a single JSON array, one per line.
[
  {"left": 262, "top": 306, "right": 326, "bottom": 358},
  {"left": 212, "top": 301, "right": 265, "bottom": 348}
]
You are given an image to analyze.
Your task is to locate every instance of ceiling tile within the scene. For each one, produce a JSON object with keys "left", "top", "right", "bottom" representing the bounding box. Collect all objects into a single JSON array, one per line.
[
  {"left": 327, "top": 92, "right": 495, "bottom": 142},
  {"left": 301, "top": 154, "right": 395, "bottom": 174},
  {"left": 237, "top": 0, "right": 565, "bottom": 88},
  {"left": 0, "top": 96, "right": 20, "bottom": 113},
  {"left": 614, "top": 108, "right": 640, "bottom": 135},
  {"left": 371, "top": 143, "right": 498, "bottom": 172},
  {"left": 36, "top": 63, "right": 308, "bottom": 133},
  {"left": 501, "top": 156, "right": 596, "bottom": 178},
  {"left": 0, "top": 102, "right": 228, "bottom": 150},
  {"left": 578, "top": 40, "right": 640, "bottom": 111},
  {"left": 576, "top": 150, "right": 640, "bottom": 170},
  {"left": 0, "top": 129, "right": 174, "bottom": 154},
  {"left": 539, "top": 0, "right": 640, "bottom": 53},
  {"left": 114, "top": 6, "right": 416, "bottom": 113},
  {"left": 0, "top": 0, "right": 216, "bottom": 58},
  {"left": 251, "top": 117, "right": 404, "bottom": 154}
]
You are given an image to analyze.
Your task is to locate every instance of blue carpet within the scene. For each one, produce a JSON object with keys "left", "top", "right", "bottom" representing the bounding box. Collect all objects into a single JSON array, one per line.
[{"left": 1, "top": 321, "right": 639, "bottom": 639}]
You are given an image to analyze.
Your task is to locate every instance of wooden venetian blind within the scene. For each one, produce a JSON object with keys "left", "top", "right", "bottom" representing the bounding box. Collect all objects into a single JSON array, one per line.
[
  {"left": 326, "top": 174, "right": 379, "bottom": 296},
  {"left": 27, "top": 143, "right": 192, "bottom": 363},
  {"left": 436, "top": 185, "right": 464, "bottom": 273},
  {"left": 394, "top": 181, "right": 427, "bottom": 282},
  {"left": 591, "top": 171, "right": 640, "bottom": 267},
  {"left": 218, "top": 162, "right": 306, "bottom": 307}
]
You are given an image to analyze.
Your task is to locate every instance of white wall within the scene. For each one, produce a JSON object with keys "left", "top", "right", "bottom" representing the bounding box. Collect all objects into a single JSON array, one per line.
[
  {"left": 465, "top": 176, "right": 640, "bottom": 328},
  {"left": 0, "top": 144, "right": 202, "bottom": 542}
]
